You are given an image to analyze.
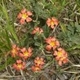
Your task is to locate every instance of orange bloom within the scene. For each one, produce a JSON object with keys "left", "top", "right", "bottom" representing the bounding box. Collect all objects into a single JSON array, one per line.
[
  {"left": 32, "top": 57, "right": 45, "bottom": 72},
  {"left": 19, "top": 47, "right": 32, "bottom": 59},
  {"left": 45, "top": 37, "right": 60, "bottom": 51},
  {"left": 13, "top": 60, "right": 26, "bottom": 71},
  {"left": 46, "top": 17, "right": 59, "bottom": 29},
  {"left": 31, "top": 65, "right": 42, "bottom": 72},
  {"left": 11, "top": 44, "right": 20, "bottom": 57},
  {"left": 34, "top": 57, "right": 45, "bottom": 66},
  {"left": 54, "top": 48, "right": 68, "bottom": 66},
  {"left": 32, "top": 27, "right": 43, "bottom": 34},
  {"left": 58, "top": 57, "right": 68, "bottom": 66},
  {"left": 17, "top": 8, "right": 32, "bottom": 24}
]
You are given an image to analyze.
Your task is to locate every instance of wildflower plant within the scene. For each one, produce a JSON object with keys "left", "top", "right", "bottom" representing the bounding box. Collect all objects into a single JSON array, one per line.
[{"left": 0, "top": 0, "right": 80, "bottom": 80}]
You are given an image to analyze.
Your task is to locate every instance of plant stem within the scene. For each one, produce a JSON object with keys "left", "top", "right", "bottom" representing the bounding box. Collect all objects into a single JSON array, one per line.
[{"left": 20, "top": 70, "right": 26, "bottom": 80}]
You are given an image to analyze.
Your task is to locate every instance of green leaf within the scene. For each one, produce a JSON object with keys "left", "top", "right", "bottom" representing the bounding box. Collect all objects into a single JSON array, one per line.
[
  {"left": 60, "top": 23, "right": 67, "bottom": 33},
  {"left": 6, "top": 24, "right": 19, "bottom": 43},
  {"left": 0, "top": 1, "right": 19, "bottom": 43},
  {"left": 0, "top": 1, "right": 9, "bottom": 22},
  {"left": 75, "top": 22, "right": 80, "bottom": 32},
  {"left": 0, "top": 57, "right": 15, "bottom": 71}
]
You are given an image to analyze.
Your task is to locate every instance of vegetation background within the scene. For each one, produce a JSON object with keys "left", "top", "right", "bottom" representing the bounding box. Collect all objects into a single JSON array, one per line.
[{"left": 0, "top": 0, "right": 80, "bottom": 80}]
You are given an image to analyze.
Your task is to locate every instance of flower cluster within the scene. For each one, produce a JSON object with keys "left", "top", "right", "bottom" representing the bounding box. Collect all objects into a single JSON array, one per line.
[
  {"left": 10, "top": 8, "right": 69, "bottom": 72},
  {"left": 32, "top": 57, "right": 45, "bottom": 72},
  {"left": 10, "top": 44, "right": 32, "bottom": 71},
  {"left": 45, "top": 37, "right": 68, "bottom": 66},
  {"left": 45, "top": 18, "right": 68, "bottom": 66},
  {"left": 11, "top": 44, "right": 32, "bottom": 59},
  {"left": 45, "top": 36, "right": 68, "bottom": 66},
  {"left": 11, "top": 45, "right": 45, "bottom": 72}
]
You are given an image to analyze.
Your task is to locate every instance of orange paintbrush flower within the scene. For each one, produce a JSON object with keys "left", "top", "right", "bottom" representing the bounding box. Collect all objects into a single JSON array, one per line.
[
  {"left": 46, "top": 17, "right": 59, "bottom": 29},
  {"left": 34, "top": 57, "right": 45, "bottom": 66},
  {"left": 17, "top": 8, "right": 32, "bottom": 24},
  {"left": 19, "top": 47, "right": 32, "bottom": 59},
  {"left": 11, "top": 44, "right": 20, "bottom": 57},
  {"left": 45, "top": 37, "right": 60, "bottom": 51},
  {"left": 32, "top": 27, "right": 43, "bottom": 34},
  {"left": 13, "top": 60, "right": 26, "bottom": 71},
  {"left": 54, "top": 48, "right": 68, "bottom": 66}
]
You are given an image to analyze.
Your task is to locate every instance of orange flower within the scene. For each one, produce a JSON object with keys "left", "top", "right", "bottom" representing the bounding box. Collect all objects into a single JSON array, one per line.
[
  {"left": 54, "top": 48, "right": 68, "bottom": 66},
  {"left": 19, "top": 47, "right": 32, "bottom": 59},
  {"left": 13, "top": 60, "right": 26, "bottom": 71},
  {"left": 58, "top": 57, "right": 68, "bottom": 66},
  {"left": 32, "top": 57, "right": 45, "bottom": 72},
  {"left": 46, "top": 17, "right": 59, "bottom": 29},
  {"left": 45, "top": 37, "right": 60, "bottom": 51},
  {"left": 32, "top": 27, "right": 43, "bottom": 34},
  {"left": 34, "top": 57, "right": 45, "bottom": 66},
  {"left": 17, "top": 8, "right": 32, "bottom": 24},
  {"left": 31, "top": 65, "right": 42, "bottom": 72},
  {"left": 11, "top": 44, "right": 20, "bottom": 57}
]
